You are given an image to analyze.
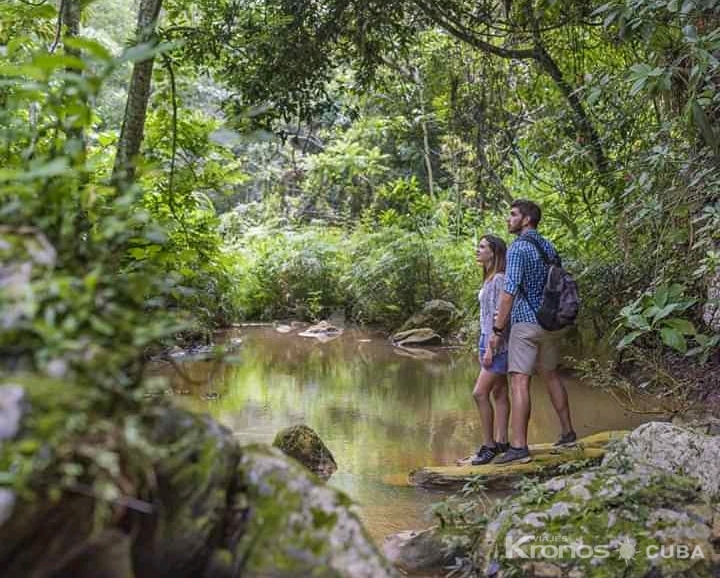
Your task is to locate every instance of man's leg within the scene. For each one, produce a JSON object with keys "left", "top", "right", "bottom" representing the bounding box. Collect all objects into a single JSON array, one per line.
[
  {"left": 538, "top": 329, "right": 575, "bottom": 441},
  {"left": 495, "top": 323, "right": 539, "bottom": 463},
  {"left": 509, "top": 371, "right": 531, "bottom": 448},
  {"left": 538, "top": 367, "right": 573, "bottom": 436}
]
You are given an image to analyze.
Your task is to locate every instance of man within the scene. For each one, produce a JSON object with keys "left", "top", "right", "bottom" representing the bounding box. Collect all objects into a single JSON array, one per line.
[{"left": 488, "top": 199, "right": 576, "bottom": 464}]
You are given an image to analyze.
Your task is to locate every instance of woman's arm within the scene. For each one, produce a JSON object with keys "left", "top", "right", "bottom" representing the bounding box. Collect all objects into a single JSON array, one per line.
[{"left": 491, "top": 274, "right": 505, "bottom": 319}]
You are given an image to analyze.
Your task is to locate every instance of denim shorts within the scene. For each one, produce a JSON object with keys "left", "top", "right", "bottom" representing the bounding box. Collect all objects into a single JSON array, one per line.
[{"left": 478, "top": 333, "right": 509, "bottom": 374}]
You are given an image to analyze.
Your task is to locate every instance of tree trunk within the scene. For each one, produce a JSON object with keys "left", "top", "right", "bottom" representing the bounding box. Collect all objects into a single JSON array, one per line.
[
  {"left": 412, "top": 67, "right": 435, "bottom": 198},
  {"left": 60, "top": 0, "right": 80, "bottom": 40},
  {"left": 60, "top": 0, "right": 85, "bottom": 162},
  {"left": 112, "top": 0, "right": 164, "bottom": 184}
]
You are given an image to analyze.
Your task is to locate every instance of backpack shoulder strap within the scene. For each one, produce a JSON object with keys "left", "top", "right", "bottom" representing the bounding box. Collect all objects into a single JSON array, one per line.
[{"left": 521, "top": 235, "right": 550, "bottom": 265}]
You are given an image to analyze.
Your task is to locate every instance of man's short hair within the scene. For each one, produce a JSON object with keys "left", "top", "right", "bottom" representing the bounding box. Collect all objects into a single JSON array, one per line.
[{"left": 511, "top": 199, "right": 541, "bottom": 227}]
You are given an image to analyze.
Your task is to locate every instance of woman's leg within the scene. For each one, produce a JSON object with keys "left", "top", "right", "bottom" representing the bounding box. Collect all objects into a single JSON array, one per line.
[
  {"left": 492, "top": 375, "right": 510, "bottom": 445},
  {"left": 472, "top": 369, "right": 497, "bottom": 447}
]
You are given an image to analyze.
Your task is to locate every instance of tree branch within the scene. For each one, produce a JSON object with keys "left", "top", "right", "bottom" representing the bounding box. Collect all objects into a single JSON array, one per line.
[{"left": 411, "top": 0, "right": 536, "bottom": 60}]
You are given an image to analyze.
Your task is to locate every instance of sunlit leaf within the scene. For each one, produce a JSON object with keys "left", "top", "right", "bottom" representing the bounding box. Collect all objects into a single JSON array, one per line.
[{"left": 63, "top": 37, "right": 113, "bottom": 61}]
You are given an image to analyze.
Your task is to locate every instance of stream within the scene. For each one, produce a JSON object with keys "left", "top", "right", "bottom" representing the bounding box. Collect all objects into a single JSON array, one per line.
[{"left": 155, "top": 325, "right": 655, "bottom": 544}]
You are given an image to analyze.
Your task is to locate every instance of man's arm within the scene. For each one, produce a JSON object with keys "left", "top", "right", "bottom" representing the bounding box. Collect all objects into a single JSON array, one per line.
[
  {"left": 494, "top": 290, "right": 514, "bottom": 332},
  {"left": 496, "top": 242, "right": 525, "bottom": 331}
]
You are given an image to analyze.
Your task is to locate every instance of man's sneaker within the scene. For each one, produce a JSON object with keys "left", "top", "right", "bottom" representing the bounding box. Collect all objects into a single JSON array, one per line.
[
  {"left": 496, "top": 442, "right": 510, "bottom": 453},
  {"left": 471, "top": 445, "right": 499, "bottom": 465},
  {"left": 553, "top": 430, "right": 577, "bottom": 447},
  {"left": 494, "top": 445, "right": 532, "bottom": 465}
]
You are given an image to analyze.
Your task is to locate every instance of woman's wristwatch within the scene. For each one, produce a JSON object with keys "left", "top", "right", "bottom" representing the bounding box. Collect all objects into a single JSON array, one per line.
[{"left": 492, "top": 325, "right": 505, "bottom": 336}]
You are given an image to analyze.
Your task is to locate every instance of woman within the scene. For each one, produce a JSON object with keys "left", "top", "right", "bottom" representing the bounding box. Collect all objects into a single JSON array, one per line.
[{"left": 470, "top": 234, "right": 510, "bottom": 465}]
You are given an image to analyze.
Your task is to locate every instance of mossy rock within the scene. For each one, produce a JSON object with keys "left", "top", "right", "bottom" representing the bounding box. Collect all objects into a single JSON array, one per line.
[
  {"left": 233, "top": 444, "right": 397, "bottom": 578},
  {"left": 273, "top": 424, "right": 338, "bottom": 481},
  {"left": 390, "top": 327, "right": 442, "bottom": 347},
  {"left": 483, "top": 467, "right": 718, "bottom": 578},
  {"left": 482, "top": 423, "right": 720, "bottom": 578},
  {"left": 0, "top": 378, "right": 396, "bottom": 578}
]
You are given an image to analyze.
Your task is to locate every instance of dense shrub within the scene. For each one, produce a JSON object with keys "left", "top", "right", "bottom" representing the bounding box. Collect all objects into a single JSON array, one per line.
[{"left": 226, "top": 225, "right": 483, "bottom": 330}]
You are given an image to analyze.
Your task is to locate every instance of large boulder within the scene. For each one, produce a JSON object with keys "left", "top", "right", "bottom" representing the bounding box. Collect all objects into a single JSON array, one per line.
[
  {"left": 398, "top": 299, "right": 461, "bottom": 337},
  {"left": 601, "top": 421, "right": 720, "bottom": 499},
  {"left": 237, "top": 445, "right": 393, "bottom": 577},
  {"left": 483, "top": 467, "right": 718, "bottom": 577},
  {"left": 0, "top": 378, "right": 396, "bottom": 578},
  {"left": 481, "top": 424, "right": 720, "bottom": 578},
  {"left": 273, "top": 424, "right": 338, "bottom": 481},
  {"left": 672, "top": 409, "right": 720, "bottom": 436}
]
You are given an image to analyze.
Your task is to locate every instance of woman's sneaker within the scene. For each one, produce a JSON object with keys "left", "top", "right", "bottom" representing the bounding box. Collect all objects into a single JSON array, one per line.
[
  {"left": 494, "top": 445, "right": 532, "bottom": 465},
  {"left": 471, "top": 445, "right": 499, "bottom": 465}
]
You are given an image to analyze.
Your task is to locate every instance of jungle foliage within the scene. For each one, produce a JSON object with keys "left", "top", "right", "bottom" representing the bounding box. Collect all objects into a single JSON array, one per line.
[{"left": 1, "top": 0, "right": 719, "bottom": 386}]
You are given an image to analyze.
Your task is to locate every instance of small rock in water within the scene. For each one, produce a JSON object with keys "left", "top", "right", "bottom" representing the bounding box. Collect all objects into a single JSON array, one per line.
[
  {"left": 273, "top": 424, "right": 337, "bottom": 481},
  {"left": 298, "top": 320, "right": 342, "bottom": 339}
]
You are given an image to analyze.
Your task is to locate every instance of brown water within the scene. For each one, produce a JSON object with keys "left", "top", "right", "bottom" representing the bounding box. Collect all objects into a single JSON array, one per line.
[{"left": 155, "top": 326, "right": 656, "bottom": 544}]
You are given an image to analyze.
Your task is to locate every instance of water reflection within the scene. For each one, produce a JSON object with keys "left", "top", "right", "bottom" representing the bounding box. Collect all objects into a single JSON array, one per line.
[{"left": 156, "top": 326, "right": 653, "bottom": 543}]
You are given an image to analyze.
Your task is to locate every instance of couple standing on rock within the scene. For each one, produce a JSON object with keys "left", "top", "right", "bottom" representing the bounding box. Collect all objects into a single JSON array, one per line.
[{"left": 469, "top": 199, "right": 576, "bottom": 466}]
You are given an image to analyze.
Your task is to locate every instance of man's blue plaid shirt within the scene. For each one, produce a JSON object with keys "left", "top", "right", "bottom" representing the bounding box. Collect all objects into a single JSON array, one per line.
[{"left": 504, "top": 230, "right": 559, "bottom": 325}]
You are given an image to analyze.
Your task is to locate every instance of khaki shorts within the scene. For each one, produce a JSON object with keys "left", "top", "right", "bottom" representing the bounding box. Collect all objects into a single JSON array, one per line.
[{"left": 508, "top": 322, "right": 566, "bottom": 375}]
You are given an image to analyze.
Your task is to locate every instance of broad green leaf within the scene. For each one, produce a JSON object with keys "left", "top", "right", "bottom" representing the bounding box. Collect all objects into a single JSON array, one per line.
[
  {"left": 117, "top": 41, "right": 182, "bottom": 66},
  {"left": 0, "top": 158, "right": 70, "bottom": 182},
  {"left": 0, "top": 63, "right": 48, "bottom": 80},
  {"left": 32, "top": 54, "right": 86, "bottom": 72},
  {"left": 617, "top": 330, "right": 644, "bottom": 349},
  {"left": 661, "top": 318, "right": 695, "bottom": 334},
  {"left": 644, "top": 305, "right": 661, "bottom": 318},
  {"left": 587, "top": 88, "right": 602, "bottom": 105},
  {"left": 629, "top": 78, "right": 646, "bottom": 96},
  {"left": 694, "top": 333, "right": 709, "bottom": 347},
  {"left": 651, "top": 303, "right": 679, "bottom": 323},
  {"left": 63, "top": 38, "right": 112, "bottom": 61},
  {"left": 603, "top": 11, "right": 617, "bottom": 28},
  {"left": 660, "top": 327, "right": 687, "bottom": 352},
  {"left": 127, "top": 248, "right": 147, "bottom": 259},
  {"left": 626, "top": 314, "right": 651, "bottom": 330},
  {"left": 97, "top": 133, "right": 116, "bottom": 146},
  {"left": 653, "top": 284, "right": 669, "bottom": 307}
]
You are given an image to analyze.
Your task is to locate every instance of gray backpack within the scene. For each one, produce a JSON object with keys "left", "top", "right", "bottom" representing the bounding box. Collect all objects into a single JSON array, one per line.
[{"left": 523, "top": 236, "right": 580, "bottom": 331}]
